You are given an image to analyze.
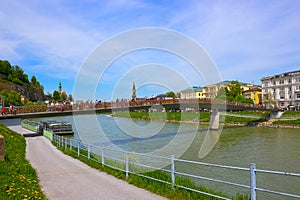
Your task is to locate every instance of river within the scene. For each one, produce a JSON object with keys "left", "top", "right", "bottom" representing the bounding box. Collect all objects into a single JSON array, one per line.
[{"left": 33, "top": 114, "right": 300, "bottom": 199}]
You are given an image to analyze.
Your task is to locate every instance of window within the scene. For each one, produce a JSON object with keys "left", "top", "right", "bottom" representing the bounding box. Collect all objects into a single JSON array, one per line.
[
  {"left": 279, "top": 80, "right": 284, "bottom": 84},
  {"left": 297, "top": 94, "right": 300, "bottom": 99},
  {"left": 288, "top": 79, "right": 291, "bottom": 83}
]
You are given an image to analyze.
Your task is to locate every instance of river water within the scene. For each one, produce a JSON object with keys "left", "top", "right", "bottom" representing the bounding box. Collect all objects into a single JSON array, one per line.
[{"left": 34, "top": 114, "right": 300, "bottom": 199}]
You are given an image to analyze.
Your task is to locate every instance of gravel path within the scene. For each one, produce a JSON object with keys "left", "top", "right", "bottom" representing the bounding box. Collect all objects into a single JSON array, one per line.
[{"left": 2, "top": 119, "right": 166, "bottom": 200}]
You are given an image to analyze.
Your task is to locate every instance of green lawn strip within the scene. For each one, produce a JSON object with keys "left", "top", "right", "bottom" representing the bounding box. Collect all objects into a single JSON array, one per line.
[
  {"left": 0, "top": 123, "right": 46, "bottom": 200},
  {"left": 222, "top": 116, "right": 264, "bottom": 124},
  {"left": 114, "top": 112, "right": 211, "bottom": 122},
  {"left": 226, "top": 111, "right": 270, "bottom": 118},
  {"left": 281, "top": 111, "right": 300, "bottom": 118},
  {"left": 53, "top": 142, "right": 249, "bottom": 200},
  {"left": 114, "top": 111, "right": 265, "bottom": 125},
  {"left": 272, "top": 119, "right": 300, "bottom": 125}
]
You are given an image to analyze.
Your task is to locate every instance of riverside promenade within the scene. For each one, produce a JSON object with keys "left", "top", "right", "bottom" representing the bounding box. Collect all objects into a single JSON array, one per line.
[{"left": 1, "top": 119, "right": 166, "bottom": 200}]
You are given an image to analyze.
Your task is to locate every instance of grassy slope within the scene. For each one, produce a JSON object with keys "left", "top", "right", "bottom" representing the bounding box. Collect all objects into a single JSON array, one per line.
[{"left": 0, "top": 123, "right": 46, "bottom": 200}]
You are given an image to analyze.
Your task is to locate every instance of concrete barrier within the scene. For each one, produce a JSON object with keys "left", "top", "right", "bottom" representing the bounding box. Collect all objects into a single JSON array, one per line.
[{"left": 0, "top": 135, "right": 4, "bottom": 160}]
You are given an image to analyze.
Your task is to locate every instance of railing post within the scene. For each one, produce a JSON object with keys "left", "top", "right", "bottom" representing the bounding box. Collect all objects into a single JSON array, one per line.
[
  {"left": 70, "top": 139, "right": 72, "bottom": 151},
  {"left": 88, "top": 144, "right": 90, "bottom": 160},
  {"left": 65, "top": 137, "right": 67, "bottom": 149},
  {"left": 101, "top": 147, "right": 104, "bottom": 166},
  {"left": 125, "top": 151, "right": 129, "bottom": 180},
  {"left": 77, "top": 142, "right": 80, "bottom": 156},
  {"left": 58, "top": 136, "right": 61, "bottom": 148},
  {"left": 171, "top": 155, "right": 175, "bottom": 189},
  {"left": 250, "top": 163, "right": 257, "bottom": 200}
]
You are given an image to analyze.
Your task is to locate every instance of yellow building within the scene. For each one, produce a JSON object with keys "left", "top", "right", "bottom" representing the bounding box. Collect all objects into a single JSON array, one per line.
[
  {"left": 242, "top": 86, "right": 262, "bottom": 105},
  {"left": 202, "top": 81, "right": 262, "bottom": 104}
]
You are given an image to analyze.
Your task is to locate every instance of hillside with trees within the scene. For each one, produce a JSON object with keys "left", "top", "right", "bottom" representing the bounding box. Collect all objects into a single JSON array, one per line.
[{"left": 0, "top": 60, "right": 45, "bottom": 106}]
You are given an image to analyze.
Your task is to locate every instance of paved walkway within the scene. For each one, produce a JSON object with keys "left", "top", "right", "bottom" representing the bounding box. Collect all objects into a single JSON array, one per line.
[{"left": 1, "top": 119, "right": 166, "bottom": 200}]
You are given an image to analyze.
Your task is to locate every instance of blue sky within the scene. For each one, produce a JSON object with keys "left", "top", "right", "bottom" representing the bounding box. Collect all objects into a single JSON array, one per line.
[{"left": 1, "top": 0, "right": 300, "bottom": 101}]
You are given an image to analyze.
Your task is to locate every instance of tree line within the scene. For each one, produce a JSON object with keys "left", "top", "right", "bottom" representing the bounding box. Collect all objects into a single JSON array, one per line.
[{"left": 0, "top": 60, "right": 45, "bottom": 106}]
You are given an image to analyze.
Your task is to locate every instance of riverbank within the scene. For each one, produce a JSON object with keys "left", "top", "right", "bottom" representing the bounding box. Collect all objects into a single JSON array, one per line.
[{"left": 112, "top": 111, "right": 300, "bottom": 129}]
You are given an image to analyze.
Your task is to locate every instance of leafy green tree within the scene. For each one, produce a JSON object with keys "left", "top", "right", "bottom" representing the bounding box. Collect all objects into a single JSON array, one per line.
[
  {"left": 53, "top": 90, "right": 60, "bottom": 101},
  {"left": 31, "top": 75, "right": 37, "bottom": 84},
  {"left": 7, "top": 74, "right": 13, "bottom": 81},
  {"left": 12, "top": 77, "right": 24, "bottom": 85},
  {"left": 166, "top": 91, "right": 176, "bottom": 98},
  {"left": 0, "top": 60, "right": 12, "bottom": 75},
  {"left": 60, "top": 92, "right": 67, "bottom": 101},
  {"left": 234, "top": 95, "right": 254, "bottom": 104},
  {"left": 226, "top": 81, "right": 242, "bottom": 102},
  {"left": 0, "top": 90, "right": 22, "bottom": 106}
]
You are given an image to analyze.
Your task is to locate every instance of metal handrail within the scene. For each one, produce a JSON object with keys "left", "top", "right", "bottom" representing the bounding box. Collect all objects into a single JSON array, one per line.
[{"left": 52, "top": 134, "right": 300, "bottom": 200}]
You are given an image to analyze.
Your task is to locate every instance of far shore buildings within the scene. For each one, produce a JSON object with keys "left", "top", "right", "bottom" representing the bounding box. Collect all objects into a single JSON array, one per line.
[
  {"left": 180, "top": 81, "right": 262, "bottom": 105},
  {"left": 261, "top": 70, "right": 300, "bottom": 109}
]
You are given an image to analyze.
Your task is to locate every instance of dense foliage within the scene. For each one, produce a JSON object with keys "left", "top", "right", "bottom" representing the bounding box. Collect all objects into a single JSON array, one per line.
[
  {"left": 0, "top": 60, "right": 45, "bottom": 105},
  {"left": 0, "top": 123, "right": 46, "bottom": 199},
  {"left": 216, "top": 81, "right": 254, "bottom": 104}
]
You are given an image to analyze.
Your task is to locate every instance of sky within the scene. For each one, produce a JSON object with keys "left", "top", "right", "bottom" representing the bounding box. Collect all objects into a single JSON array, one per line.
[{"left": 1, "top": 0, "right": 300, "bottom": 101}]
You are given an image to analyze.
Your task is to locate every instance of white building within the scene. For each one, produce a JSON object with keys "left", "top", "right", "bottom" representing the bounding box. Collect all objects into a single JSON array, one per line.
[{"left": 261, "top": 70, "right": 300, "bottom": 109}]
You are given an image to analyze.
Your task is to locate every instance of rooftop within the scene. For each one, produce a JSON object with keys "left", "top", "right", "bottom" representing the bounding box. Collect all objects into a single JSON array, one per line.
[{"left": 261, "top": 70, "right": 300, "bottom": 80}]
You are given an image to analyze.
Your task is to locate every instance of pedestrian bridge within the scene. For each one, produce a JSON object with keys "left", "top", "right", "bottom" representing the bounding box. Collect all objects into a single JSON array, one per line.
[{"left": 0, "top": 99, "right": 275, "bottom": 130}]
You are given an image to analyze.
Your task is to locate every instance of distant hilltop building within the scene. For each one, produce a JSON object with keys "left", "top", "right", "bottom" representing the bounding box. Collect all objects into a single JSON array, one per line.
[
  {"left": 132, "top": 82, "right": 136, "bottom": 101},
  {"left": 261, "top": 70, "right": 300, "bottom": 109}
]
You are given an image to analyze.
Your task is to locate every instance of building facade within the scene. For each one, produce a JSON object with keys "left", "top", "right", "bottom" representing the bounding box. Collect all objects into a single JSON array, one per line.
[
  {"left": 242, "top": 86, "right": 262, "bottom": 105},
  {"left": 180, "top": 86, "right": 203, "bottom": 99},
  {"left": 261, "top": 70, "right": 300, "bottom": 109},
  {"left": 204, "top": 81, "right": 260, "bottom": 103}
]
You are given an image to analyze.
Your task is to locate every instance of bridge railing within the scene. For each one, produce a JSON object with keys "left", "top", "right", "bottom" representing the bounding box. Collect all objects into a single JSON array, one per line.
[{"left": 52, "top": 135, "right": 300, "bottom": 200}]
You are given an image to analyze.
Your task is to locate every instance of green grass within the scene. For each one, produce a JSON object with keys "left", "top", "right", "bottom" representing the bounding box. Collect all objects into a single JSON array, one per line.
[
  {"left": 53, "top": 141, "right": 249, "bottom": 200},
  {"left": 281, "top": 111, "right": 300, "bottom": 118},
  {"left": 114, "top": 111, "right": 267, "bottom": 125},
  {"left": 272, "top": 119, "right": 300, "bottom": 125},
  {"left": 226, "top": 111, "right": 270, "bottom": 118},
  {"left": 222, "top": 116, "right": 264, "bottom": 124},
  {"left": 0, "top": 123, "right": 46, "bottom": 200},
  {"left": 114, "top": 112, "right": 211, "bottom": 122}
]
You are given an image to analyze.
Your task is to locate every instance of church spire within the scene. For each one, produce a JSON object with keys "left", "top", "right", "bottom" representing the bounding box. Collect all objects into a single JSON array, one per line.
[{"left": 132, "top": 82, "right": 136, "bottom": 101}]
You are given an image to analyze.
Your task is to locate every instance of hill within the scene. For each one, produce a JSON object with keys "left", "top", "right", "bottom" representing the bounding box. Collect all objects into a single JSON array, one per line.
[{"left": 0, "top": 60, "right": 45, "bottom": 106}]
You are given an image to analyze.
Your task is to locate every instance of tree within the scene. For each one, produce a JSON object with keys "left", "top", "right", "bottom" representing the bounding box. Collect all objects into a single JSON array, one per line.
[
  {"left": 166, "top": 91, "right": 176, "bottom": 98},
  {"left": 226, "top": 81, "right": 242, "bottom": 102},
  {"left": 31, "top": 75, "right": 37, "bottom": 84},
  {"left": 0, "top": 60, "right": 12, "bottom": 75},
  {"left": 0, "top": 90, "right": 22, "bottom": 106},
  {"left": 234, "top": 95, "right": 254, "bottom": 104},
  {"left": 175, "top": 92, "right": 181, "bottom": 98},
  {"left": 60, "top": 92, "right": 67, "bottom": 101},
  {"left": 53, "top": 90, "right": 60, "bottom": 101}
]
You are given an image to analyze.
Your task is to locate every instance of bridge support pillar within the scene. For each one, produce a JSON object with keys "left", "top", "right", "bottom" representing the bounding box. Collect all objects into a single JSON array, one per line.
[{"left": 209, "top": 109, "right": 220, "bottom": 130}]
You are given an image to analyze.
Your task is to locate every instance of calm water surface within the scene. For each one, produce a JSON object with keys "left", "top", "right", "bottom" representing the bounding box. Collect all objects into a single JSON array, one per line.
[{"left": 35, "top": 114, "right": 300, "bottom": 199}]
